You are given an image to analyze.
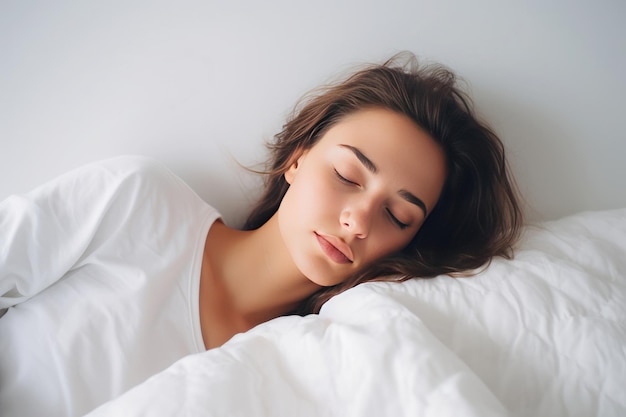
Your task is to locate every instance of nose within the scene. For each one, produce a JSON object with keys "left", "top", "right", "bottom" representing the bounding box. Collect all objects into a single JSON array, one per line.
[{"left": 340, "top": 201, "right": 372, "bottom": 239}]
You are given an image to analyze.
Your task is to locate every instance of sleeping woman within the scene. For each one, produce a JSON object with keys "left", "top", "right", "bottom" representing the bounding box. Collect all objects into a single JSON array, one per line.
[{"left": 0, "top": 53, "right": 523, "bottom": 417}]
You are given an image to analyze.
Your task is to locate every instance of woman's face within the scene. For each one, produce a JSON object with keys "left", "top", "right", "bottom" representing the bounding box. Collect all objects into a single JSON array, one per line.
[{"left": 278, "top": 107, "right": 447, "bottom": 287}]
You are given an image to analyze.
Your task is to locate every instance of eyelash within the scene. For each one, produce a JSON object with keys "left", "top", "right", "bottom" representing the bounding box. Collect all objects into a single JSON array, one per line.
[
  {"left": 333, "top": 168, "right": 409, "bottom": 230},
  {"left": 334, "top": 168, "right": 358, "bottom": 186},
  {"left": 387, "top": 209, "right": 409, "bottom": 229}
]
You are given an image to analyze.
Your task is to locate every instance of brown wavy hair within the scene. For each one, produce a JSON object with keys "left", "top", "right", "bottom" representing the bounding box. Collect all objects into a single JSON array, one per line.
[{"left": 243, "top": 52, "right": 523, "bottom": 314}]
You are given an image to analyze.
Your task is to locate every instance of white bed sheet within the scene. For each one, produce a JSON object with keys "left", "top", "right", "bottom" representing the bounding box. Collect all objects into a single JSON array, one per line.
[{"left": 87, "top": 208, "right": 626, "bottom": 417}]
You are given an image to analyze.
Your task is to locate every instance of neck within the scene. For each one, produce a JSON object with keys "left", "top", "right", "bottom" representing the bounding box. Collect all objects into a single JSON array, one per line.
[{"left": 203, "top": 214, "right": 321, "bottom": 325}]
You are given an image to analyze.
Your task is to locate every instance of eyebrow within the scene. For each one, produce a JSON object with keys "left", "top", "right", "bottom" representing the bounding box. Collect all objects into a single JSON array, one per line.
[
  {"left": 339, "top": 144, "right": 377, "bottom": 173},
  {"left": 399, "top": 189, "right": 428, "bottom": 217},
  {"left": 338, "top": 144, "right": 428, "bottom": 217}
]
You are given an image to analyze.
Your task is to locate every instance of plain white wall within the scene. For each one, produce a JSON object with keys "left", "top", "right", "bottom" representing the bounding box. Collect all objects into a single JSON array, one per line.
[{"left": 1, "top": 0, "right": 624, "bottom": 226}]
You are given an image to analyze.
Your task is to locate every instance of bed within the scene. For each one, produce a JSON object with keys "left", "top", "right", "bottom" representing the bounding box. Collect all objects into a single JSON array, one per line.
[
  {"left": 2, "top": 2, "right": 624, "bottom": 416},
  {"left": 84, "top": 207, "right": 626, "bottom": 417}
]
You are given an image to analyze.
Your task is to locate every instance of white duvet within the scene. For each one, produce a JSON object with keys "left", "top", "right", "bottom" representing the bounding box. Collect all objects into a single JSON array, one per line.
[{"left": 87, "top": 208, "right": 626, "bottom": 417}]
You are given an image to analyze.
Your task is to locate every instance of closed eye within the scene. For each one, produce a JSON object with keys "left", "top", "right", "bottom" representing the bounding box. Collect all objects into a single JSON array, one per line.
[
  {"left": 386, "top": 208, "right": 409, "bottom": 230},
  {"left": 334, "top": 168, "right": 359, "bottom": 186}
]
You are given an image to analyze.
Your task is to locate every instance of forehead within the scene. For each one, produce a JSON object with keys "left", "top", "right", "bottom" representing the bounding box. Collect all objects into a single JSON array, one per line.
[
  {"left": 318, "top": 107, "right": 443, "bottom": 166},
  {"left": 320, "top": 107, "right": 432, "bottom": 148}
]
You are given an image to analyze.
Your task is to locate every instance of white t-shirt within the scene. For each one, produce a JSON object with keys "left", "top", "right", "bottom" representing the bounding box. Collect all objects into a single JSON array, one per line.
[{"left": 0, "top": 156, "right": 221, "bottom": 417}]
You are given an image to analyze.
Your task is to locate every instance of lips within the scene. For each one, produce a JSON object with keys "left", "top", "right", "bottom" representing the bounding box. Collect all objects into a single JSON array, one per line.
[{"left": 315, "top": 232, "right": 354, "bottom": 264}]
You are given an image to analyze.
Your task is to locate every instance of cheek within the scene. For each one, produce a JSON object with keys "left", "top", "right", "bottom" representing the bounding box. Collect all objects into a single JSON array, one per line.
[
  {"left": 290, "top": 172, "right": 338, "bottom": 215},
  {"left": 363, "top": 225, "right": 415, "bottom": 262}
]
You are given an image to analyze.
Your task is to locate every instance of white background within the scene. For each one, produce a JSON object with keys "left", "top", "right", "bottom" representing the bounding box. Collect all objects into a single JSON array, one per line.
[{"left": 1, "top": 0, "right": 624, "bottom": 226}]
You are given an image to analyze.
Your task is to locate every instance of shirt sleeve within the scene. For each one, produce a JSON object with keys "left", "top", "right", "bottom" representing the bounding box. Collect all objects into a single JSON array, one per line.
[{"left": 0, "top": 156, "right": 157, "bottom": 311}]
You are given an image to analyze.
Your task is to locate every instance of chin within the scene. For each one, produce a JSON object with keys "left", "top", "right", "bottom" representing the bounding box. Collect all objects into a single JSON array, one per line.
[
  {"left": 299, "top": 262, "right": 348, "bottom": 288},
  {"left": 308, "top": 276, "right": 342, "bottom": 288},
  {"left": 309, "top": 265, "right": 355, "bottom": 287},
  {"left": 287, "top": 238, "right": 351, "bottom": 287}
]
